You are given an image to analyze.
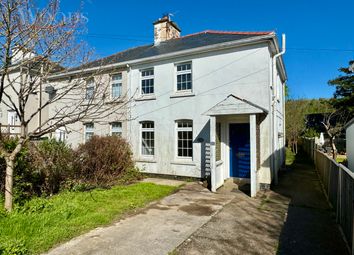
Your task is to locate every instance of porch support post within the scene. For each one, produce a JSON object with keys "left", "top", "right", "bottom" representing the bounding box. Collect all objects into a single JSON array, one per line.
[
  {"left": 250, "top": 114, "right": 257, "bottom": 197},
  {"left": 210, "top": 116, "right": 216, "bottom": 192}
]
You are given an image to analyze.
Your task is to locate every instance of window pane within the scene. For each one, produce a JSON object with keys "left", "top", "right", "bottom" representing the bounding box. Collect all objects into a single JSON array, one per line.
[
  {"left": 141, "top": 121, "right": 154, "bottom": 156},
  {"left": 112, "top": 83, "right": 122, "bottom": 98},
  {"left": 176, "top": 121, "right": 193, "bottom": 158},
  {"left": 86, "top": 87, "right": 94, "bottom": 99},
  {"left": 112, "top": 73, "right": 122, "bottom": 80},
  {"left": 112, "top": 122, "right": 122, "bottom": 136}
]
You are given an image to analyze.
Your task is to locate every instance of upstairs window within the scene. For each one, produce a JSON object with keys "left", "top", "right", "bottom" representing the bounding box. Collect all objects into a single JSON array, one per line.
[
  {"left": 141, "top": 69, "right": 154, "bottom": 95},
  {"left": 85, "top": 79, "right": 95, "bottom": 100},
  {"left": 141, "top": 121, "right": 154, "bottom": 156},
  {"left": 111, "top": 73, "right": 122, "bottom": 98},
  {"left": 84, "top": 123, "right": 94, "bottom": 141},
  {"left": 176, "top": 120, "right": 193, "bottom": 158},
  {"left": 176, "top": 63, "right": 192, "bottom": 92},
  {"left": 111, "top": 122, "right": 122, "bottom": 136}
]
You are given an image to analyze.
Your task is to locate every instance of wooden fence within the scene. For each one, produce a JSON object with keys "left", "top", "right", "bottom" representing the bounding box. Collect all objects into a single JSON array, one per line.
[{"left": 303, "top": 138, "right": 354, "bottom": 254}]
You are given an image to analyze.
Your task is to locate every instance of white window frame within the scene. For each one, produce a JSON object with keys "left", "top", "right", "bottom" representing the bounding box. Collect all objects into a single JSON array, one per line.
[
  {"left": 111, "top": 73, "right": 122, "bottom": 99},
  {"left": 111, "top": 122, "right": 122, "bottom": 136},
  {"left": 55, "top": 127, "right": 66, "bottom": 142},
  {"left": 175, "top": 62, "right": 192, "bottom": 93},
  {"left": 84, "top": 123, "right": 94, "bottom": 142},
  {"left": 140, "top": 121, "right": 155, "bottom": 157},
  {"left": 140, "top": 68, "right": 154, "bottom": 95},
  {"left": 85, "top": 78, "right": 95, "bottom": 100},
  {"left": 175, "top": 120, "right": 193, "bottom": 159}
]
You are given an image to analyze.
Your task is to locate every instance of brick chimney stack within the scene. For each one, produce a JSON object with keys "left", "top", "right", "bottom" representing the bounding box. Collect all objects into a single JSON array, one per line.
[{"left": 153, "top": 14, "right": 181, "bottom": 45}]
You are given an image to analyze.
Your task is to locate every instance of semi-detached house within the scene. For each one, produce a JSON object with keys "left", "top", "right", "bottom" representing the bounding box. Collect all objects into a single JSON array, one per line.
[{"left": 49, "top": 15, "right": 287, "bottom": 195}]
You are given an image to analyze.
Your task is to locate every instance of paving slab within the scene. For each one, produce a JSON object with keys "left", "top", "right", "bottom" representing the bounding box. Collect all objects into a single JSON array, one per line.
[{"left": 44, "top": 183, "right": 235, "bottom": 255}]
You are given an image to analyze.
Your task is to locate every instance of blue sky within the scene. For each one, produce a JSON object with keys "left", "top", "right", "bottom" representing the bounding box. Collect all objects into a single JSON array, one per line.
[{"left": 58, "top": 0, "right": 354, "bottom": 99}]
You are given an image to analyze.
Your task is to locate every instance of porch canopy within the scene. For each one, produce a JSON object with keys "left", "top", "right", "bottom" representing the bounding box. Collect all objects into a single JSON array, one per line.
[
  {"left": 204, "top": 94, "right": 268, "bottom": 196},
  {"left": 204, "top": 94, "right": 268, "bottom": 116}
]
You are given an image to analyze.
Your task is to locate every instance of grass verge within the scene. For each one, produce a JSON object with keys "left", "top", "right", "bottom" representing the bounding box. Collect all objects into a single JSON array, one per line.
[
  {"left": 0, "top": 182, "right": 177, "bottom": 254},
  {"left": 285, "top": 148, "right": 296, "bottom": 166}
]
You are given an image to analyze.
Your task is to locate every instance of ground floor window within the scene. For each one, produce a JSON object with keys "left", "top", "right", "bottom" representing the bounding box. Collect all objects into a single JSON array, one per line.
[
  {"left": 111, "top": 122, "right": 122, "bottom": 136},
  {"left": 141, "top": 121, "right": 154, "bottom": 156},
  {"left": 55, "top": 128, "right": 66, "bottom": 142},
  {"left": 176, "top": 120, "right": 193, "bottom": 158},
  {"left": 84, "top": 123, "right": 94, "bottom": 141}
]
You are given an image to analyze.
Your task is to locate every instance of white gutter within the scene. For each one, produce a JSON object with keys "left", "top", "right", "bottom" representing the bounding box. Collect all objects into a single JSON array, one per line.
[
  {"left": 48, "top": 34, "right": 276, "bottom": 80},
  {"left": 272, "top": 34, "right": 286, "bottom": 185}
]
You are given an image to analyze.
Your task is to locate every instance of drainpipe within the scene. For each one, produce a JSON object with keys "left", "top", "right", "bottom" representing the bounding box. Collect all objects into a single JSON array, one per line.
[
  {"left": 272, "top": 34, "right": 286, "bottom": 185},
  {"left": 126, "top": 64, "right": 132, "bottom": 143}
]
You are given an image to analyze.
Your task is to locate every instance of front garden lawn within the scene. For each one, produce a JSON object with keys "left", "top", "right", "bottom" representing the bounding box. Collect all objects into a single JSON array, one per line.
[{"left": 0, "top": 183, "right": 177, "bottom": 254}]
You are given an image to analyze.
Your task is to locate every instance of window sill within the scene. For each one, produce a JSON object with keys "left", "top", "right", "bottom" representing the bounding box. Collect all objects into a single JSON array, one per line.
[
  {"left": 170, "top": 92, "right": 195, "bottom": 99},
  {"left": 136, "top": 158, "right": 157, "bottom": 163},
  {"left": 170, "top": 160, "right": 195, "bottom": 166},
  {"left": 105, "top": 98, "right": 125, "bottom": 104},
  {"left": 135, "top": 95, "right": 156, "bottom": 101}
]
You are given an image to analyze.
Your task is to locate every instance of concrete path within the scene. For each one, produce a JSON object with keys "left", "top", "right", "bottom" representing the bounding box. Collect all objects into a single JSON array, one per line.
[
  {"left": 274, "top": 152, "right": 349, "bottom": 255},
  {"left": 176, "top": 152, "right": 349, "bottom": 255},
  {"left": 44, "top": 182, "right": 235, "bottom": 255}
]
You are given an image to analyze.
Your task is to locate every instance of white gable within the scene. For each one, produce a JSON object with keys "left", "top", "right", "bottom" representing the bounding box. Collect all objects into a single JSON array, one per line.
[{"left": 204, "top": 94, "right": 268, "bottom": 116}]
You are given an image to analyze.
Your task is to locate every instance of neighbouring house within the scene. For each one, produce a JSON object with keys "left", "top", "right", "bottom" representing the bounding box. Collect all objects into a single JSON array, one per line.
[
  {"left": 47, "top": 68, "right": 130, "bottom": 144},
  {"left": 47, "top": 15, "right": 287, "bottom": 195},
  {"left": 0, "top": 46, "right": 57, "bottom": 137},
  {"left": 345, "top": 118, "right": 354, "bottom": 171}
]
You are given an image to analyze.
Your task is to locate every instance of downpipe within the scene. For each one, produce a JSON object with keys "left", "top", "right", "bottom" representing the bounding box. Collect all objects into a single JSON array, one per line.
[{"left": 272, "top": 34, "right": 286, "bottom": 185}]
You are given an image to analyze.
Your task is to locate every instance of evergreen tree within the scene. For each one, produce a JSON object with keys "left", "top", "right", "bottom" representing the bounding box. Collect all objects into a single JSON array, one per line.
[{"left": 328, "top": 60, "right": 354, "bottom": 117}]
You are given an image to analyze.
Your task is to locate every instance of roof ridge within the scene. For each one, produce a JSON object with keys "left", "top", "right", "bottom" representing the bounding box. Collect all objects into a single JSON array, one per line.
[
  {"left": 179, "top": 30, "right": 274, "bottom": 39},
  {"left": 88, "top": 43, "right": 153, "bottom": 65}
]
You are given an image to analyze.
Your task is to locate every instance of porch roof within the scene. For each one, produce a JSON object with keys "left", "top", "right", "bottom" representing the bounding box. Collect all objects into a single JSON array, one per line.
[{"left": 204, "top": 94, "right": 268, "bottom": 116}]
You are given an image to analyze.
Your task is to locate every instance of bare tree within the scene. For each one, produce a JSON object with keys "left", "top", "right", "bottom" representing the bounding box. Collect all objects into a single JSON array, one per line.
[
  {"left": 322, "top": 110, "right": 350, "bottom": 160},
  {"left": 0, "top": 0, "right": 131, "bottom": 211}
]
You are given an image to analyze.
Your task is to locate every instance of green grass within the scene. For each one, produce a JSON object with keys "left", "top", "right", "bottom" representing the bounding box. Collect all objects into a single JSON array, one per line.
[
  {"left": 336, "top": 155, "right": 347, "bottom": 164},
  {"left": 286, "top": 148, "right": 296, "bottom": 166},
  {"left": 0, "top": 183, "right": 177, "bottom": 254}
]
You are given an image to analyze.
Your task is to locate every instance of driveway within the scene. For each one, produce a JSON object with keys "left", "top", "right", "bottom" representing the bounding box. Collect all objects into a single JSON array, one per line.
[{"left": 44, "top": 180, "right": 236, "bottom": 255}]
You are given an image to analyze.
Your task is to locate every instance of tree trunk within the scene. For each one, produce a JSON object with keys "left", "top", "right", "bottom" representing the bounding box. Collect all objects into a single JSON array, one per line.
[
  {"left": 4, "top": 157, "right": 14, "bottom": 211},
  {"left": 295, "top": 140, "right": 298, "bottom": 154},
  {"left": 330, "top": 137, "right": 337, "bottom": 160},
  {"left": 4, "top": 141, "right": 24, "bottom": 212}
]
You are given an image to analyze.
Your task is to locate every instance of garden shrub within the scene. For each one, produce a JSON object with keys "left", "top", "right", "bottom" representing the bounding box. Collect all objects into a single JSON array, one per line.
[
  {"left": 74, "top": 135, "right": 134, "bottom": 186},
  {"left": 0, "top": 137, "right": 37, "bottom": 204},
  {"left": 0, "top": 138, "right": 74, "bottom": 204},
  {"left": 117, "top": 167, "right": 144, "bottom": 184},
  {"left": 30, "top": 139, "right": 74, "bottom": 195}
]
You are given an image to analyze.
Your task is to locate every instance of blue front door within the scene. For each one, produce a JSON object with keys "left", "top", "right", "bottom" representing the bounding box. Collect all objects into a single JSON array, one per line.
[{"left": 229, "top": 123, "right": 250, "bottom": 178}]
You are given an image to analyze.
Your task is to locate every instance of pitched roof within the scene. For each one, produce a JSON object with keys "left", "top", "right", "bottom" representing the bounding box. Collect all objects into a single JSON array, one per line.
[
  {"left": 71, "top": 30, "right": 273, "bottom": 71},
  {"left": 204, "top": 94, "right": 268, "bottom": 116}
]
